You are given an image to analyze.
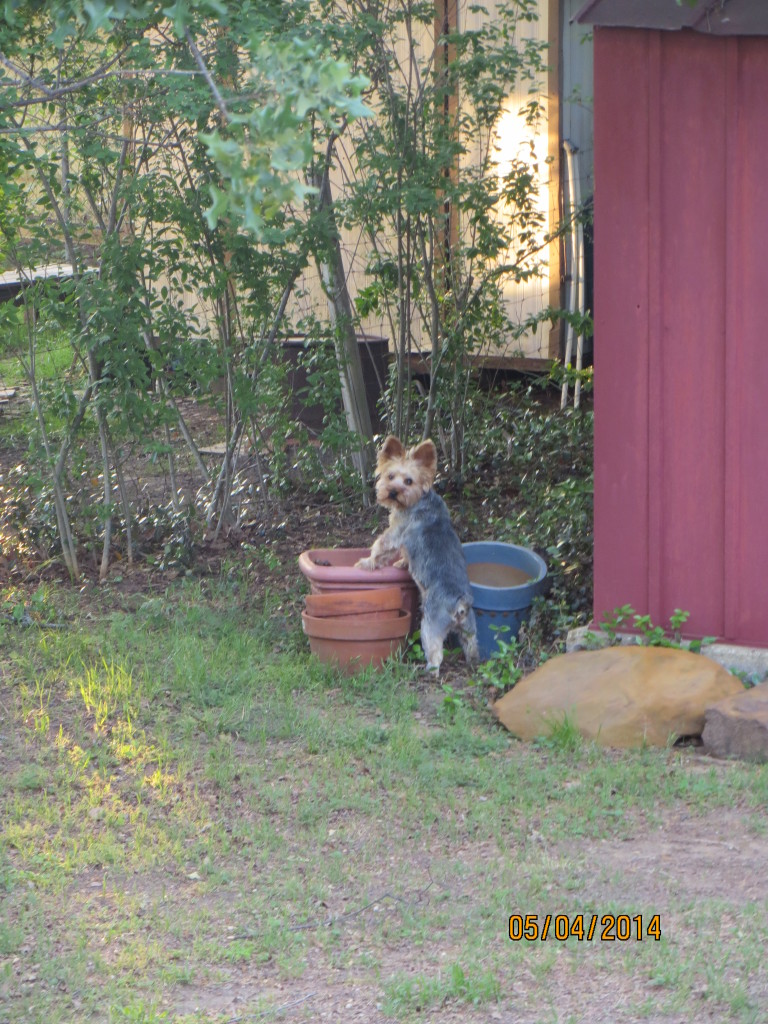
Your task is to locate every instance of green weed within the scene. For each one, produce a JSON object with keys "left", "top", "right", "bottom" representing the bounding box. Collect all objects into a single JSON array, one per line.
[
  {"left": 598, "top": 604, "right": 718, "bottom": 652},
  {"left": 383, "top": 962, "right": 501, "bottom": 1015},
  {"left": 534, "top": 711, "right": 584, "bottom": 754},
  {"left": 471, "top": 632, "right": 523, "bottom": 693}
]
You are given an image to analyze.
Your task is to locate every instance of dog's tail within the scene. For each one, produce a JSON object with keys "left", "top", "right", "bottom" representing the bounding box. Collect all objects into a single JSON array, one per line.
[{"left": 454, "top": 597, "right": 472, "bottom": 624}]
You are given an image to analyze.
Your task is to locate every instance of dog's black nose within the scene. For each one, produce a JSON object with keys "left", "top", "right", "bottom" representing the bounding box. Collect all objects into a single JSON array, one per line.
[{"left": 388, "top": 489, "right": 399, "bottom": 501}]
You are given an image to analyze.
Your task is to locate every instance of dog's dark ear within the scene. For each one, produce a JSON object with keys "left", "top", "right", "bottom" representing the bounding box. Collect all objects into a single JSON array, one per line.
[
  {"left": 379, "top": 435, "right": 406, "bottom": 462},
  {"left": 410, "top": 439, "right": 437, "bottom": 479}
]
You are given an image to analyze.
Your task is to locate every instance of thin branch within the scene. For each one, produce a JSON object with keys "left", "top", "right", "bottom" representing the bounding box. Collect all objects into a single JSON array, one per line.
[
  {"left": 184, "top": 29, "right": 230, "bottom": 121},
  {"left": 225, "top": 991, "right": 317, "bottom": 1023},
  {"left": 0, "top": 47, "right": 130, "bottom": 105}
]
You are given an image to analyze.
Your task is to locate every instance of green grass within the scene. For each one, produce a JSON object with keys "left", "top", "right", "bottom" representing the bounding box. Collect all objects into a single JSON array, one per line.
[
  {"left": 0, "top": 326, "right": 75, "bottom": 387},
  {"left": 2, "top": 578, "right": 768, "bottom": 1022}
]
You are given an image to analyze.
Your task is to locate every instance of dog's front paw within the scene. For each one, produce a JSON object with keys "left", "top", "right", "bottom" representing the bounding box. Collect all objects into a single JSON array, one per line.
[
  {"left": 392, "top": 557, "right": 409, "bottom": 570},
  {"left": 355, "top": 556, "right": 376, "bottom": 571}
]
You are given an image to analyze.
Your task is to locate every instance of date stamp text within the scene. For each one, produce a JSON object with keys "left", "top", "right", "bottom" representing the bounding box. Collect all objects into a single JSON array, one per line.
[{"left": 508, "top": 914, "right": 662, "bottom": 942}]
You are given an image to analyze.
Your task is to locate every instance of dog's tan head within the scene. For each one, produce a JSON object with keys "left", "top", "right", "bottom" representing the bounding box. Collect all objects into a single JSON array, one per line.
[{"left": 374, "top": 435, "right": 437, "bottom": 510}]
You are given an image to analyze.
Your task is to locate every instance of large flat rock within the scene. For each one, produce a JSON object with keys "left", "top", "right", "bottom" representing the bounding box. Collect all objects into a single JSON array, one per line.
[
  {"left": 493, "top": 646, "right": 744, "bottom": 748},
  {"left": 702, "top": 685, "right": 768, "bottom": 762}
]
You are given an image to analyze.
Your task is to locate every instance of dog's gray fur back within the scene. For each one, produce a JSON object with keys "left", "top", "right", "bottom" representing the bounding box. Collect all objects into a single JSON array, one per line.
[
  {"left": 394, "top": 491, "right": 472, "bottom": 601},
  {"left": 388, "top": 491, "right": 478, "bottom": 666}
]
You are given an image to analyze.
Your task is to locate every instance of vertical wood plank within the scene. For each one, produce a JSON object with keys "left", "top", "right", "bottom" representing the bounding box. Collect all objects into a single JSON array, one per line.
[
  {"left": 646, "top": 31, "right": 663, "bottom": 621},
  {"left": 724, "top": 38, "right": 768, "bottom": 643},
  {"left": 592, "top": 28, "right": 651, "bottom": 623},
  {"left": 652, "top": 31, "right": 727, "bottom": 634}
]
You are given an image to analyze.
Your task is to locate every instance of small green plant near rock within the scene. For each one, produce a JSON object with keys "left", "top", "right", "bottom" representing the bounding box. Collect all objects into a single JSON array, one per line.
[
  {"left": 634, "top": 607, "right": 692, "bottom": 647},
  {"left": 596, "top": 603, "right": 635, "bottom": 643},
  {"left": 472, "top": 632, "right": 524, "bottom": 694},
  {"left": 730, "top": 669, "right": 765, "bottom": 690},
  {"left": 470, "top": 602, "right": 566, "bottom": 696},
  {"left": 440, "top": 683, "right": 466, "bottom": 721},
  {"left": 534, "top": 711, "right": 584, "bottom": 754},
  {"left": 587, "top": 605, "right": 716, "bottom": 653}
]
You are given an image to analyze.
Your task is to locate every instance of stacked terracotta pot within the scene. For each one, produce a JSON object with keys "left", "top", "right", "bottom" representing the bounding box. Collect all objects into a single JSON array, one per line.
[{"left": 298, "top": 548, "right": 416, "bottom": 675}]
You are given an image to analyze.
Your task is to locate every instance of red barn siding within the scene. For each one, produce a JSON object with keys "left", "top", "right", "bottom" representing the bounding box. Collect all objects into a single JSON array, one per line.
[
  {"left": 723, "top": 39, "right": 768, "bottom": 642},
  {"left": 593, "top": 28, "right": 768, "bottom": 644}
]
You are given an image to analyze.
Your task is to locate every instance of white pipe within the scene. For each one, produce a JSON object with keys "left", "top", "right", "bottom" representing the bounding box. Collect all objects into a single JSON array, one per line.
[
  {"left": 571, "top": 148, "right": 585, "bottom": 409},
  {"left": 561, "top": 140, "right": 578, "bottom": 409}
]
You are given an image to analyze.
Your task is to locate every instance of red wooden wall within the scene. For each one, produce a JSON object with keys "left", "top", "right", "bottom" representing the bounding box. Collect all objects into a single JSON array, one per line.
[{"left": 592, "top": 27, "right": 768, "bottom": 644}]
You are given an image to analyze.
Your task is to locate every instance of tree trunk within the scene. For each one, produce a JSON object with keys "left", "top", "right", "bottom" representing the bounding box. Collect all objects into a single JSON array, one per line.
[{"left": 312, "top": 153, "right": 373, "bottom": 484}]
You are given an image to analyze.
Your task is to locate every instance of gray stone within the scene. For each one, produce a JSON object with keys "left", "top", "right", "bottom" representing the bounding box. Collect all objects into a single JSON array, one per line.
[{"left": 702, "top": 685, "right": 768, "bottom": 762}]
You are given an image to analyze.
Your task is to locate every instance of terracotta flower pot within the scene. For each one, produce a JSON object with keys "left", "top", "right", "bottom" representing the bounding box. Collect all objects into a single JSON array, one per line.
[
  {"left": 298, "top": 547, "right": 420, "bottom": 627},
  {"left": 304, "top": 586, "right": 403, "bottom": 618},
  {"left": 301, "top": 607, "right": 412, "bottom": 675}
]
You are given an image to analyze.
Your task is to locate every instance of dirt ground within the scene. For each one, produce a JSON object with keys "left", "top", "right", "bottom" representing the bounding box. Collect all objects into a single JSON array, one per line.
[{"left": 165, "top": 800, "right": 768, "bottom": 1024}]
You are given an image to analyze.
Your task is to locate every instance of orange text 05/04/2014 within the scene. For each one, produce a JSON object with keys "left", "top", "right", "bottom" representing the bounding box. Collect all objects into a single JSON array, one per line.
[{"left": 508, "top": 913, "right": 662, "bottom": 943}]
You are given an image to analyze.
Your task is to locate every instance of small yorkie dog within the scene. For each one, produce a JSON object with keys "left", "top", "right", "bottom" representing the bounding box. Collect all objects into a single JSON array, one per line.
[{"left": 356, "top": 435, "right": 478, "bottom": 672}]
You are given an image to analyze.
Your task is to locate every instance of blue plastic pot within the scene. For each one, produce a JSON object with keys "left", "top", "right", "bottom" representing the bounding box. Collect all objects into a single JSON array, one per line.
[{"left": 462, "top": 541, "right": 548, "bottom": 660}]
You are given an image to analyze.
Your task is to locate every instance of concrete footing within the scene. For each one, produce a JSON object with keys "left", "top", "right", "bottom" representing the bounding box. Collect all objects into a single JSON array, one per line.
[{"left": 566, "top": 627, "right": 768, "bottom": 682}]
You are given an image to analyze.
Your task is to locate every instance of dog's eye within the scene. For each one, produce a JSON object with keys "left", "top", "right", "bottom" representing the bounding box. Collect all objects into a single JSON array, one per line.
[
  {"left": 387, "top": 472, "right": 395, "bottom": 480},
  {"left": 404, "top": 477, "right": 413, "bottom": 486}
]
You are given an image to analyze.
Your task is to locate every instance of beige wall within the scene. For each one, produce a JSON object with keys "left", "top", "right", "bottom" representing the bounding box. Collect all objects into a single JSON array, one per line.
[{"left": 287, "top": 0, "right": 557, "bottom": 362}]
